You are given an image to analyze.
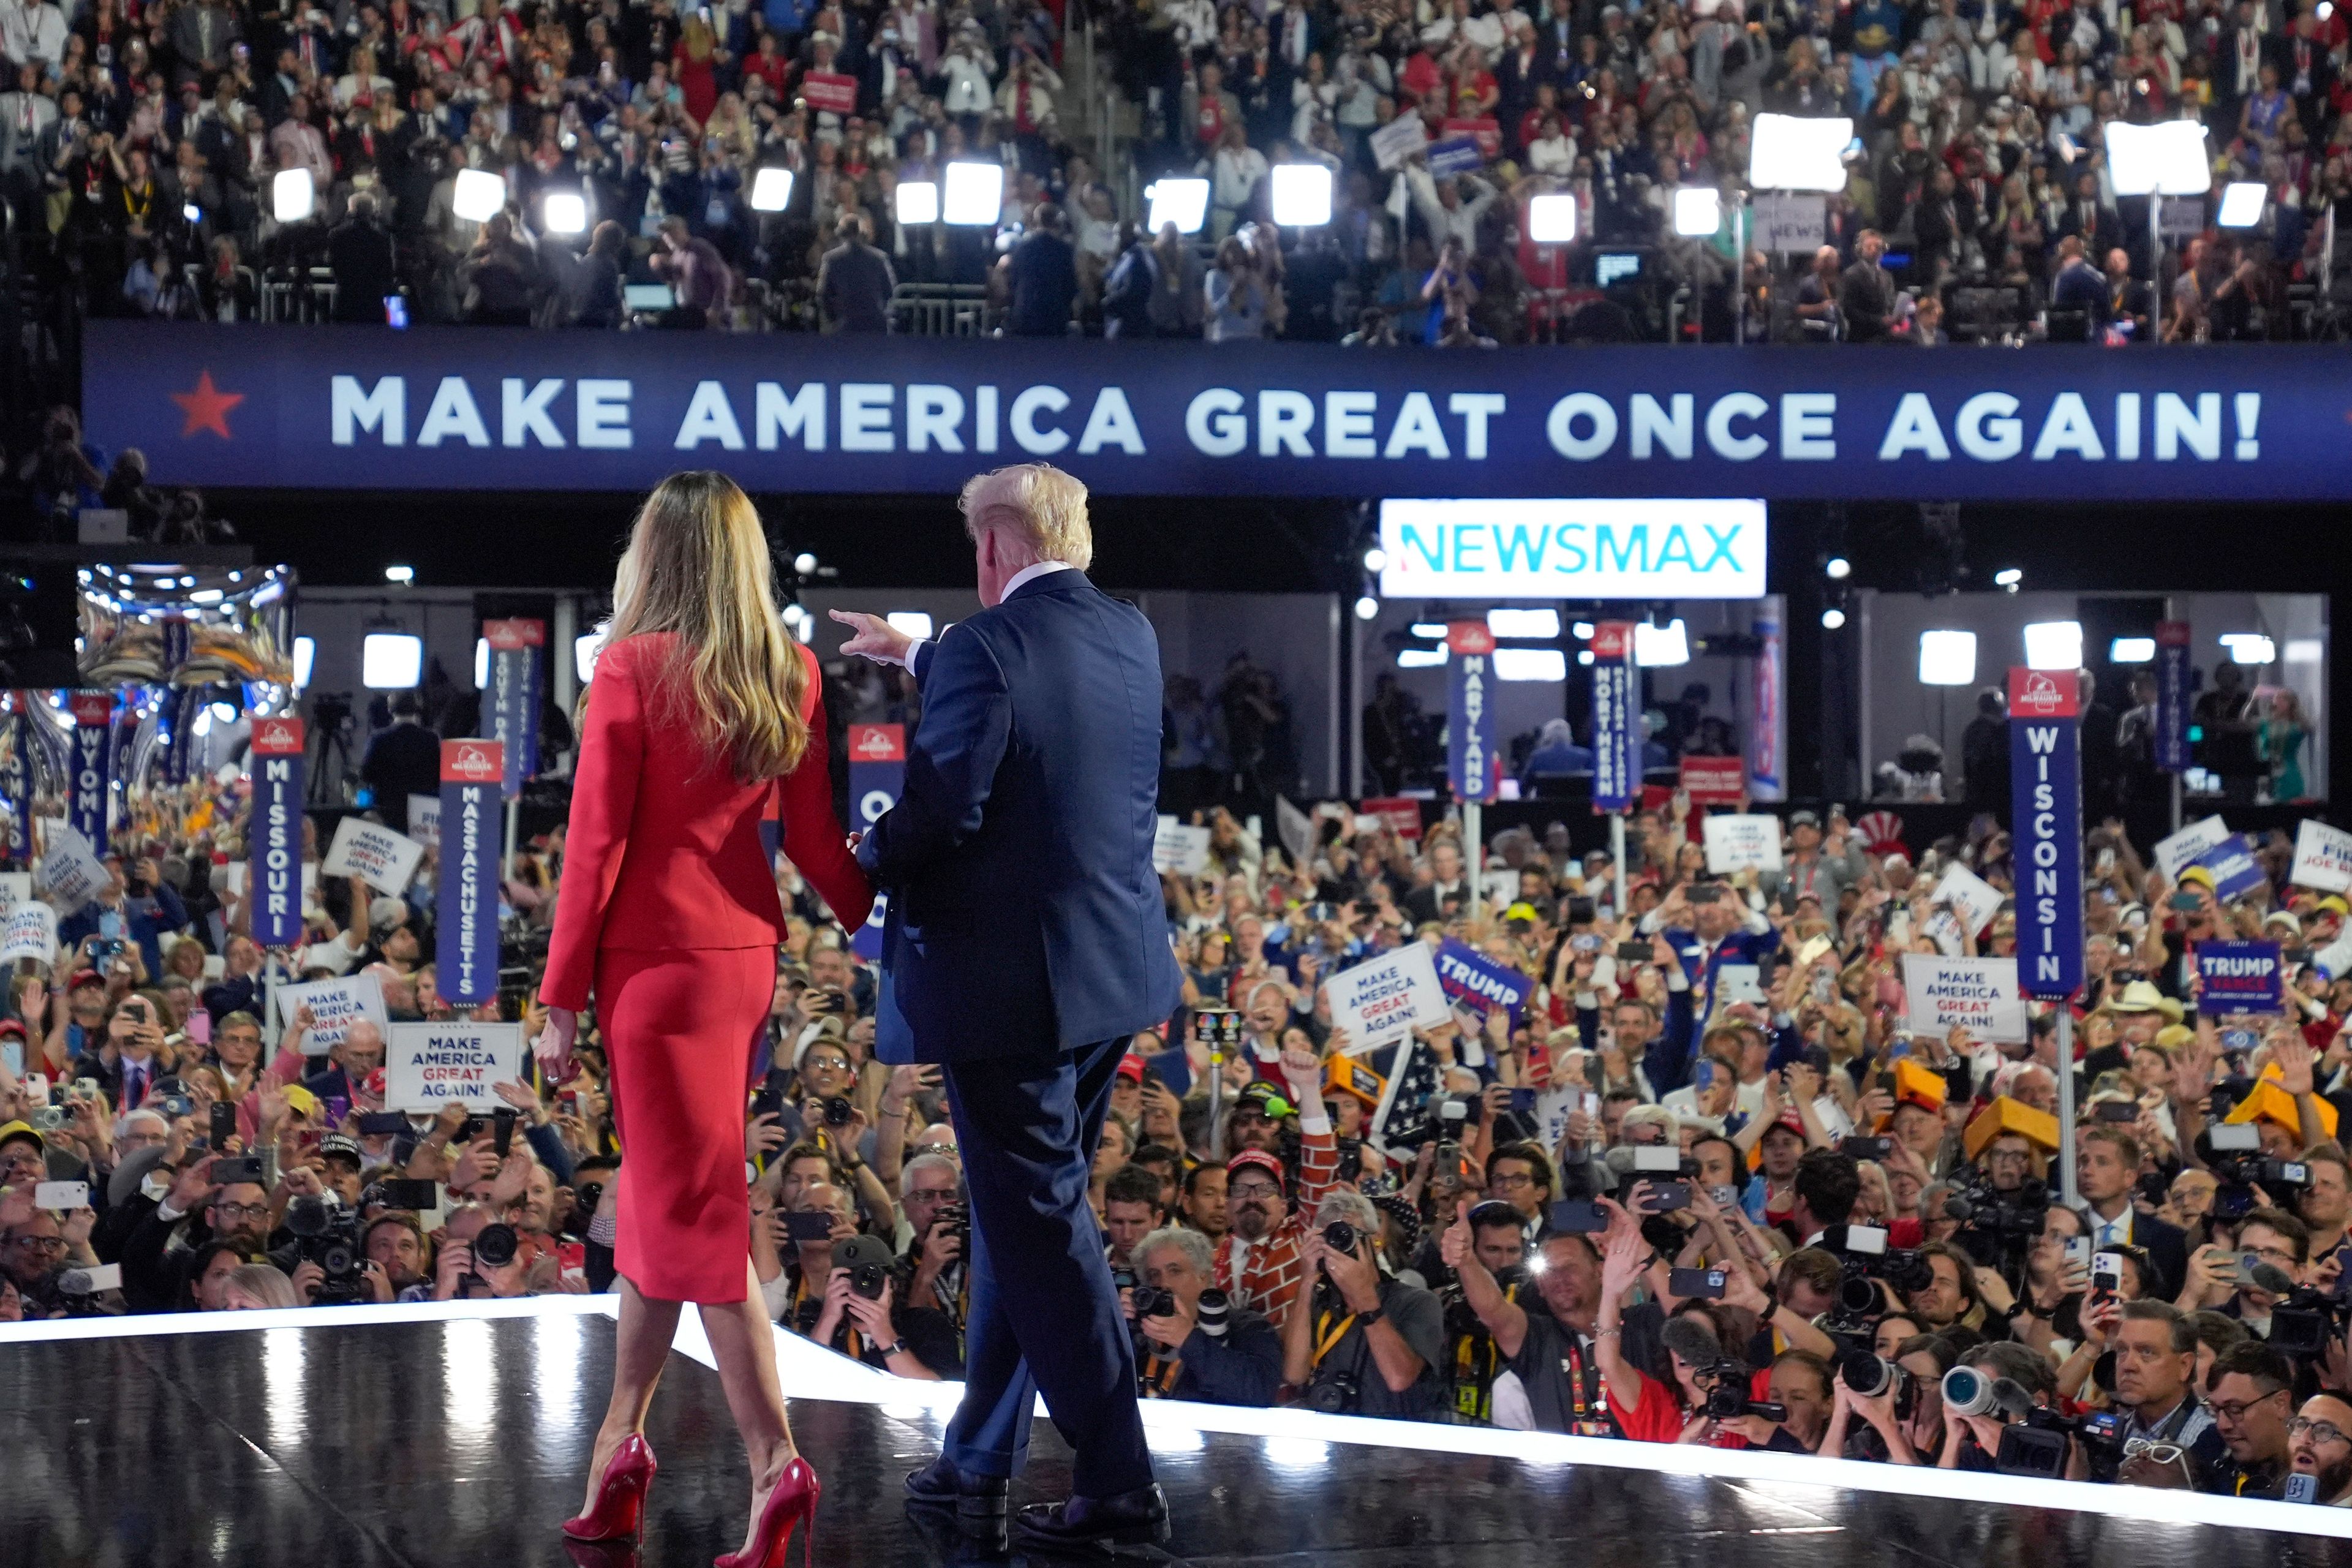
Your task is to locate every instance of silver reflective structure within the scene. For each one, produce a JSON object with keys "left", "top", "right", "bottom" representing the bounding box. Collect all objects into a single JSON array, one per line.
[{"left": 76, "top": 562, "right": 296, "bottom": 688}]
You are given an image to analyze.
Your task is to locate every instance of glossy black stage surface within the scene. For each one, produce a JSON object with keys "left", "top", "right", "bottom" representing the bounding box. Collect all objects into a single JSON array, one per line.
[{"left": 8, "top": 1312, "right": 2351, "bottom": 1568}]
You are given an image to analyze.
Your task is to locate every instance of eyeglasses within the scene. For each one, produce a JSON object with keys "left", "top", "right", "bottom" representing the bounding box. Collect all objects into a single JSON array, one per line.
[
  {"left": 2211, "top": 1389, "right": 2290, "bottom": 1423},
  {"left": 213, "top": 1201, "right": 270, "bottom": 1221},
  {"left": 1227, "top": 1180, "right": 1282, "bottom": 1200},
  {"left": 2290, "top": 1417, "right": 2351, "bottom": 1447},
  {"left": 2121, "top": 1438, "right": 2186, "bottom": 1466},
  {"left": 9, "top": 1235, "right": 66, "bottom": 1254}
]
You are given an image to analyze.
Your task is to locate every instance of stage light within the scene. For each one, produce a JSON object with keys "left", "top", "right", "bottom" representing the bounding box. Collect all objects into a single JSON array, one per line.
[
  {"left": 1145, "top": 178, "right": 1210, "bottom": 236},
  {"left": 1993, "top": 567, "right": 2023, "bottom": 588},
  {"left": 362, "top": 633, "right": 423, "bottom": 690},
  {"left": 1362, "top": 547, "right": 1388, "bottom": 573},
  {"left": 1269, "top": 164, "right": 1332, "bottom": 227},
  {"left": 209, "top": 700, "right": 238, "bottom": 723},
  {"left": 1748, "top": 114, "right": 1854, "bottom": 192},
  {"left": 1397, "top": 647, "right": 1447, "bottom": 669},
  {"left": 1487, "top": 608, "right": 1561, "bottom": 639},
  {"left": 2217, "top": 181, "right": 2266, "bottom": 227},
  {"left": 1673, "top": 186, "right": 1722, "bottom": 236},
  {"left": 886, "top": 611, "right": 934, "bottom": 640},
  {"left": 2105, "top": 119, "right": 2211, "bottom": 197},
  {"left": 1494, "top": 647, "right": 1568, "bottom": 681},
  {"left": 473, "top": 638, "right": 489, "bottom": 690},
  {"left": 1528, "top": 192, "right": 1578, "bottom": 243},
  {"left": 293, "top": 637, "right": 315, "bottom": 689},
  {"left": 2109, "top": 637, "right": 2156, "bottom": 663},
  {"left": 1634, "top": 619, "right": 1689, "bottom": 667},
  {"left": 453, "top": 168, "right": 507, "bottom": 224},
  {"left": 1411, "top": 622, "right": 1448, "bottom": 639},
  {"left": 1825, "top": 556, "right": 1852, "bottom": 579},
  {"left": 577, "top": 631, "right": 606, "bottom": 684},
  {"left": 385, "top": 565, "right": 414, "bottom": 584},
  {"left": 1919, "top": 630, "right": 1977, "bottom": 687},
  {"left": 2024, "top": 620, "right": 2083, "bottom": 671},
  {"left": 895, "top": 180, "right": 939, "bottom": 225},
  {"left": 1822, "top": 606, "right": 1847, "bottom": 630},
  {"left": 2220, "top": 633, "right": 2275, "bottom": 666},
  {"left": 943, "top": 162, "right": 1003, "bottom": 225},
  {"left": 542, "top": 191, "right": 587, "bottom": 235},
  {"left": 183, "top": 203, "right": 202, "bottom": 225},
  {"left": 273, "top": 168, "right": 315, "bottom": 223},
  {"left": 1354, "top": 595, "right": 1381, "bottom": 622},
  {"left": 2286, "top": 639, "right": 2324, "bottom": 663},
  {"left": 1577, "top": 649, "right": 1595, "bottom": 665},
  {"left": 793, "top": 552, "right": 819, "bottom": 576},
  {"left": 750, "top": 167, "right": 796, "bottom": 213},
  {"left": 1571, "top": 622, "right": 1595, "bottom": 639}
]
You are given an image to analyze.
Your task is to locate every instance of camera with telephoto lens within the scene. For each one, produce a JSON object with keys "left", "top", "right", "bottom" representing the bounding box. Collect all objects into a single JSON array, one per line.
[
  {"left": 1834, "top": 1347, "right": 1918, "bottom": 1420},
  {"left": 1698, "top": 1360, "right": 1785, "bottom": 1424},
  {"left": 1824, "top": 1225, "right": 1934, "bottom": 1332},
  {"left": 472, "top": 1221, "right": 520, "bottom": 1270},
  {"left": 285, "top": 1194, "right": 368, "bottom": 1303},
  {"left": 835, "top": 1234, "right": 895, "bottom": 1300},
  {"left": 1196, "top": 1288, "right": 1232, "bottom": 1340}
]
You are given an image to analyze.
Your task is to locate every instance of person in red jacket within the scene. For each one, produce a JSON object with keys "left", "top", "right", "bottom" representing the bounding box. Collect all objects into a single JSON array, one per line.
[{"left": 538, "top": 471, "right": 870, "bottom": 1567}]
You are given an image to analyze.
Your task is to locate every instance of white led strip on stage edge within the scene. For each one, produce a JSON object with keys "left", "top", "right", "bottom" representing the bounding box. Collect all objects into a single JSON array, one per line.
[{"left": 6, "top": 1294, "right": 2346, "bottom": 1541}]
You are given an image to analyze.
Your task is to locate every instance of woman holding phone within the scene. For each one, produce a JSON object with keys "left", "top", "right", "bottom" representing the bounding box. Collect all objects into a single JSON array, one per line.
[{"left": 538, "top": 472, "right": 871, "bottom": 1567}]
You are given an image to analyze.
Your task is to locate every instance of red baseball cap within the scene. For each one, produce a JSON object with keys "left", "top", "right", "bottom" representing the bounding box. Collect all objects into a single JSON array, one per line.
[
  {"left": 1117, "top": 1054, "right": 1147, "bottom": 1084},
  {"left": 1226, "top": 1149, "right": 1285, "bottom": 1188}
]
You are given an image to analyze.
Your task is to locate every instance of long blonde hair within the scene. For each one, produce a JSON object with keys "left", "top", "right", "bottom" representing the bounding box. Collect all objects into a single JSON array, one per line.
[{"left": 605, "top": 471, "right": 808, "bottom": 782}]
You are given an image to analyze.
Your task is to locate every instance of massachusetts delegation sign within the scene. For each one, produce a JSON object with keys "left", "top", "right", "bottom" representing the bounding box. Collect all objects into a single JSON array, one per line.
[{"left": 82, "top": 324, "right": 2352, "bottom": 502}]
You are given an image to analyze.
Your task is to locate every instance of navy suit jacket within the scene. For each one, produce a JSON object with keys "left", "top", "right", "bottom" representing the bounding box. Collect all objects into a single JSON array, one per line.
[{"left": 859, "top": 570, "right": 1182, "bottom": 1064}]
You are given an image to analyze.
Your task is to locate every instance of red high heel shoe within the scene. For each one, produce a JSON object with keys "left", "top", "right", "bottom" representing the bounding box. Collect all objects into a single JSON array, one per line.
[
  {"left": 715, "top": 1456, "right": 820, "bottom": 1568},
  {"left": 564, "top": 1434, "right": 658, "bottom": 1542}
]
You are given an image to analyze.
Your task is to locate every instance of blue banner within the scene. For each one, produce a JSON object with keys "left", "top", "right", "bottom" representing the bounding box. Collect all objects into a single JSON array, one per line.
[
  {"left": 82, "top": 324, "right": 2352, "bottom": 502},
  {"left": 2192, "top": 833, "right": 2270, "bottom": 902},
  {"left": 248, "top": 717, "right": 306, "bottom": 948},
  {"left": 436, "top": 739, "right": 505, "bottom": 1006},
  {"left": 1446, "top": 622, "right": 1496, "bottom": 804},
  {"left": 2155, "top": 620, "right": 2193, "bottom": 774},
  {"left": 66, "top": 692, "right": 113, "bottom": 849},
  {"left": 2008, "top": 668, "right": 2083, "bottom": 1001},
  {"left": 2196, "top": 940, "right": 2283, "bottom": 1014},
  {"left": 0, "top": 710, "right": 27, "bottom": 863},
  {"left": 162, "top": 688, "right": 199, "bottom": 786},
  {"left": 1591, "top": 622, "right": 1639, "bottom": 812},
  {"left": 483, "top": 619, "right": 545, "bottom": 801},
  {"left": 1434, "top": 938, "right": 1531, "bottom": 1019},
  {"left": 845, "top": 723, "right": 905, "bottom": 837}
]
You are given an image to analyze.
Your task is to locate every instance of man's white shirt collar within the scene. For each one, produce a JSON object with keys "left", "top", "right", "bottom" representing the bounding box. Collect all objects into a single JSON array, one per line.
[{"left": 1004, "top": 559, "right": 1080, "bottom": 595}]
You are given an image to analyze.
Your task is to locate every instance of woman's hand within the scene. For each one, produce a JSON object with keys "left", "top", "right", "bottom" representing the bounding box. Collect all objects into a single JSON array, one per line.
[{"left": 538, "top": 1006, "right": 578, "bottom": 1085}]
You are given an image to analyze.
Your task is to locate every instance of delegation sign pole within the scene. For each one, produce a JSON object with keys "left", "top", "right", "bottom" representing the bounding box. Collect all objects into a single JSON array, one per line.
[
  {"left": 1447, "top": 621, "right": 1497, "bottom": 905},
  {"left": 2009, "top": 666, "right": 2085, "bottom": 1207}
]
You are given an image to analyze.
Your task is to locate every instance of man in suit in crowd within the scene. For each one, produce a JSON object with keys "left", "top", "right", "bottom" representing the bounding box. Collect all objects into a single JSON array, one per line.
[{"left": 832, "top": 462, "right": 1183, "bottom": 1550}]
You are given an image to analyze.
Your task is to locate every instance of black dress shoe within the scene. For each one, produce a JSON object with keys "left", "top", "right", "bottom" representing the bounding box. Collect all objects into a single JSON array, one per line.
[
  {"left": 1014, "top": 1484, "right": 1170, "bottom": 1551},
  {"left": 905, "top": 1454, "right": 1011, "bottom": 1518}
]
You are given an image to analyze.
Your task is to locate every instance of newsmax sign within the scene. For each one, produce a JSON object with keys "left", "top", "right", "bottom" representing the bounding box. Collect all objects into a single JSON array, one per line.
[{"left": 85, "top": 323, "right": 2352, "bottom": 502}]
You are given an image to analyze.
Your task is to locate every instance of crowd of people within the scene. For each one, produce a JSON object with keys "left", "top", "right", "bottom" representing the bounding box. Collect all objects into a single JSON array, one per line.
[
  {"left": 6, "top": 687, "right": 2352, "bottom": 1503},
  {"left": 0, "top": 0, "right": 2344, "bottom": 342}
]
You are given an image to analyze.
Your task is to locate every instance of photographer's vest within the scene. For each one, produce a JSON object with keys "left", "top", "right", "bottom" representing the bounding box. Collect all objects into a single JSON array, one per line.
[{"left": 1447, "top": 1283, "right": 1520, "bottom": 1423}]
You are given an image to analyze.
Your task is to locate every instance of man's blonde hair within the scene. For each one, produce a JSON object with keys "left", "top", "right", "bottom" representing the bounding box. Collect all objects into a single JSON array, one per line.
[{"left": 958, "top": 462, "right": 1094, "bottom": 570}]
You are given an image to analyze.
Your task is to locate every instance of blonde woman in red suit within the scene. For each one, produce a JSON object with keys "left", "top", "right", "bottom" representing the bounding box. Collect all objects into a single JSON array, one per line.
[{"left": 536, "top": 471, "right": 872, "bottom": 1568}]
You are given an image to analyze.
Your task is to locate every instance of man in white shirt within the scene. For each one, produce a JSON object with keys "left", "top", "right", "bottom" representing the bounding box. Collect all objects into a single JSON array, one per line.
[{"left": 0, "top": 0, "right": 67, "bottom": 68}]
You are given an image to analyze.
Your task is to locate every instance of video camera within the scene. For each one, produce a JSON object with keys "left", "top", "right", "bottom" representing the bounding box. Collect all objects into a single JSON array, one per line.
[
  {"left": 1945, "top": 1174, "right": 2050, "bottom": 1273},
  {"left": 2204, "top": 1122, "right": 2309, "bottom": 1223},
  {"left": 1821, "top": 1224, "right": 1933, "bottom": 1336},
  {"left": 285, "top": 1194, "right": 368, "bottom": 1304}
]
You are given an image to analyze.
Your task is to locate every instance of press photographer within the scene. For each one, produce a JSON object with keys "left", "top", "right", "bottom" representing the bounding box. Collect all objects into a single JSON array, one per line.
[
  {"left": 1124, "top": 1227, "right": 1281, "bottom": 1406},
  {"left": 1437, "top": 1199, "right": 1615, "bottom": 1435},
  {"left": 1280, "top": 1190, "right": 1444, "bottom": 1420}
]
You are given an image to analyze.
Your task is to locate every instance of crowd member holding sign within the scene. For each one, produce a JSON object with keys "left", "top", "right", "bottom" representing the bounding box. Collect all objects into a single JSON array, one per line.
[{"left": 534, "top": 472, "right": 870, "bottom": 1561}]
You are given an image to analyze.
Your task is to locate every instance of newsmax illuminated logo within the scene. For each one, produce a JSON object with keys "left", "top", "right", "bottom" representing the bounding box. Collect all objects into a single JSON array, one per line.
[{"left": 1378, "top": 499, "right": 1766, "bottom": 600}]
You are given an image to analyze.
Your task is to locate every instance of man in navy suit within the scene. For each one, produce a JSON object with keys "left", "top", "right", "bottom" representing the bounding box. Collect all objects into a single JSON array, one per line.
[{"left": 832, "top": 462, "right": 1183, "bottom": 1550}]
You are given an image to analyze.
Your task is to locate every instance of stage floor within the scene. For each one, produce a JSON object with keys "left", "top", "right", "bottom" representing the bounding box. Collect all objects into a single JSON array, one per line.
[{"left": 6, "top": 1300, "right": 2350, "bottom": 1568}]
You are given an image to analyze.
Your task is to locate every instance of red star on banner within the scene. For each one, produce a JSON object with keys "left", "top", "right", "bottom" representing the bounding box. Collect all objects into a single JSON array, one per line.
[{"left": 170, "top": 371, "right": 245, "bottom": 439}]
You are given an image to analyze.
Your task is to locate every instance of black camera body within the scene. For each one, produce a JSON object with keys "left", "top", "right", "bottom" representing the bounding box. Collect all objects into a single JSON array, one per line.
[
  {"left": 1133, "top": 1285, "right": 1178, "bottom": 1319},
  {"left": 2269, "top": 1287, "right": 2348, "bottom": 1358},
  {"left": 1322, "top": 1220, "right": 1361, "bottom": 1256},
  {"left": 1699, "top": 1362, "right": 1785, "bottom": 1424},
  {"left": 472, "top": 1221, "right": 520, "bottom": 1270},
  {"left": 285, "top": 1194, "right": 368, "bottom": 1303},
  {"left": 1307, "top": 1375, "right": 1361, "bottom": 1414},
  {"left": 835, "top": 1234, "right": 895, "bottom": 1300},
  {"left": 821, "top": 1095, "right": 858, "bottom": 1129},
  {"left": 1947, "top": 1175, "right": 2049, "bottom": 1271}
]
